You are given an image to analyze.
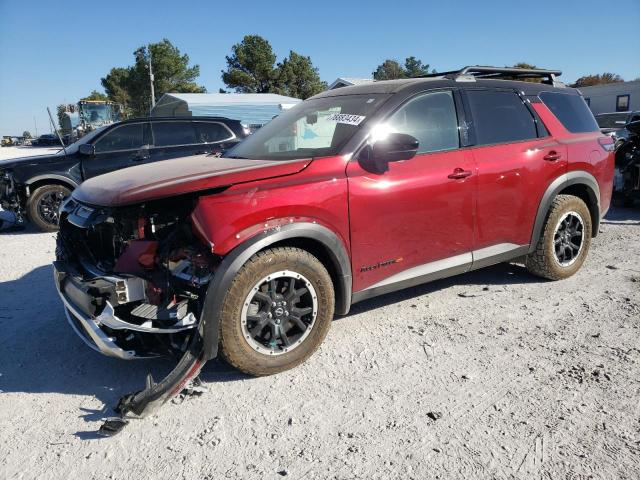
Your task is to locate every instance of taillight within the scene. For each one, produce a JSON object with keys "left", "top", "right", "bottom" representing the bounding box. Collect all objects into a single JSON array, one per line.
[{"left": 598, "top": 136, "right": 615, "bottom": 152}]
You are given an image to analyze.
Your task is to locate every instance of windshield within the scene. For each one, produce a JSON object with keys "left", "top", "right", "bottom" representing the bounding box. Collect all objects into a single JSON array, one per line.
[
  {"left": 595, "top": 113, "right": 628, "bottom": 129},
  {"left": 226, "top": 94, "right": 390, "bottom": 160},
  {"left": 81, "top": 104, "right": 113, "bottom": 126}
]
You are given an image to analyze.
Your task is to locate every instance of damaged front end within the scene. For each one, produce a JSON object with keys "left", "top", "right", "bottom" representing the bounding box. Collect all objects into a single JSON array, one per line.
[
  {"left": 55, "top": 195, "right": 217, "bottom": 435},
  {"left": 0, "top": 170, "right": 26, "bottom": 225}
]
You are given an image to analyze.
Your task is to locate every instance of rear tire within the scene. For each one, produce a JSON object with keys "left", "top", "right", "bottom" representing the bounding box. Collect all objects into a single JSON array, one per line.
[
  {"left": 526, "top": 195, "right": 592, "bottom": 280},
  {"left": 219, "top": 247, "right": 335, "bottom": 376},
  {"left": 27, "top": 184, "right": 71, "bottom": 232}
]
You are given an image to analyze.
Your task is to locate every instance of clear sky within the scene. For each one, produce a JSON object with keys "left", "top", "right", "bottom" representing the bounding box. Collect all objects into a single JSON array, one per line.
[{"left": 1, "top": 0, "right": 639, "bottom": 135}]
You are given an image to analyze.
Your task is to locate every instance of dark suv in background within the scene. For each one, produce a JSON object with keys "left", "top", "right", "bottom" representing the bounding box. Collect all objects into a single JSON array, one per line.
[{"left": 0, "top": 116, "right": 247, "bottom": 231}]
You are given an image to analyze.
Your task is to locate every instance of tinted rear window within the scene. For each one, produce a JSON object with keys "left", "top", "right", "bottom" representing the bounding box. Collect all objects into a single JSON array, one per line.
[
  {"left": 152, "top": 122, "right": 197, "bottom": 147},
  {"left": 466, "top": 90, "right": 538, "bottom": 145},
  {"left": 195, "top": 122, "right": 234, "bottom": 143},
  {"left": 539, "top": 92, "right": 599, "bottom": 133}
]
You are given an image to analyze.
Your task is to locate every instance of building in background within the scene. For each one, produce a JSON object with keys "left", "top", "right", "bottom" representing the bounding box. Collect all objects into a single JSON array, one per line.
[
  {"left": 151, "top": 93, "right": 301, "bottom": 130},
  {"left": 579, "top": 81, "right": 640, "bottom": 115},
  {"left": 327, "top": 78, "right": 373, "bottom": 90}
]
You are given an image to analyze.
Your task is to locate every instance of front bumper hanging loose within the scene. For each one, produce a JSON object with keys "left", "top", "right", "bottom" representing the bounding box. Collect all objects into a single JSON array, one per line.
[{"left": 52, "top": 260, "right": 207, "bottom": 436}]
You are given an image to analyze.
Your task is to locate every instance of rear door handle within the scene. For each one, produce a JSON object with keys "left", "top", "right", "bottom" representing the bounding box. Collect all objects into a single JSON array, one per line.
[
  {"left": 543, "top": 151, "right": 561, "bottom": 161},
  {"left": 448, "top": 168, "right": 473, "bottom": 180}
]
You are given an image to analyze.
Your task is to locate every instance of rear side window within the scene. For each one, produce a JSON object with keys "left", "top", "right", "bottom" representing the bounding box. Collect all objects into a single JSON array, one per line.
[
  {"left": 195, "top": 122, "right": 234, "bottom": 143},
  {"left": 466, "top": 90, "right": 538, "bottom": 145},
  {"left": 386, "top": 90, "right": 459, "bottom": 153},
  {"left": 152, "top": 122, "right": 197, "bottom": 147},
  {"left": 539, "top": 92, "right": 599, "bottom": 133}
]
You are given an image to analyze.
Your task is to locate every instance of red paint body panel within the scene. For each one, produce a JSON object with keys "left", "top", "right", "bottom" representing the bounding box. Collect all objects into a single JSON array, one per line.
[
  {"left": 72, "top": 155, "right": 310, "bottom": 207},
  {"left": 532, "top": 102, "right": 615, "bottom": 215},
  {"left": 470, "top": 138, "right": 567, "bottom": 248},
  {"left": 346, "top": 149, "right": 476, "bottom": 291},
  {"left": 191, "top": 155, "right": 351, "bottom": 257}
]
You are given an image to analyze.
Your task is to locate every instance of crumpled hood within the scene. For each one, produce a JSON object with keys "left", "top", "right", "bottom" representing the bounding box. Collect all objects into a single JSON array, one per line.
[{"left": 72, "top": 154, "right": 311, "bottom": 207}]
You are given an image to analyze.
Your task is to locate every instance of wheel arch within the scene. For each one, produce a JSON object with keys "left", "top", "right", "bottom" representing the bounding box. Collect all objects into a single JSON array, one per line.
[
  {"left": 26, "top": 175, "right": 78, "bottom": 198},
  {"left": 529, "top": 171, "right": 601, "bottom": 253},
  {"left": 199, "top": 222, "right": 352, "bottom": 360}
]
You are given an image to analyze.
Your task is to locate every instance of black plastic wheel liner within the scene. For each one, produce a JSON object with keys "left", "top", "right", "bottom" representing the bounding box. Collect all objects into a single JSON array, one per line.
[{"left": 98, "top": 331, "right": 205, "bottom": 436}]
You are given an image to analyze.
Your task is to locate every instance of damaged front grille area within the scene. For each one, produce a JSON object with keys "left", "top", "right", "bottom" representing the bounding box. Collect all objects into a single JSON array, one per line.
[{"left": 56, "top": 196, "right": 219, "bottom": 359}]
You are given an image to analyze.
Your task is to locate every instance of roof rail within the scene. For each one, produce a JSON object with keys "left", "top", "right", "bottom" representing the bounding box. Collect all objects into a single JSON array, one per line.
[{"left": 418, "top": 66, "right": 564, "bottom": 87}]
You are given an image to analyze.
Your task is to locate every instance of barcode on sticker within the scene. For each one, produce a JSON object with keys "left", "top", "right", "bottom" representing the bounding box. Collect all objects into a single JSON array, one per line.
[{"left": 326, "top": 113, "right": 366, "bottom": 126}]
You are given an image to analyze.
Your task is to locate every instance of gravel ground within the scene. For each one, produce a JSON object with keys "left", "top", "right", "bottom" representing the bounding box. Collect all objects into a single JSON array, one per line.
[{"left": 1, "top": 208, "right": 639, "bottom": 480}]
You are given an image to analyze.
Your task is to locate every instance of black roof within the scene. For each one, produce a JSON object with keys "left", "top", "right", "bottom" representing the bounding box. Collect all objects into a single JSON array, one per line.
[
  {"left": 314, "top": 66, "right": 575, "bottom": 100},
  {"left": 116, "top": 116, "right": 241, "bottom": 124},
  {"left": 314, "top": 77, "right": 577, "bottom": 100}
]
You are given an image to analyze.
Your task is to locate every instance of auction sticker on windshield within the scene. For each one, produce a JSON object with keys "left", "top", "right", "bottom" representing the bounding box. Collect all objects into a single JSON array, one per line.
[{"left": 326, "top": 113, "right": 366, "bottom": 126}]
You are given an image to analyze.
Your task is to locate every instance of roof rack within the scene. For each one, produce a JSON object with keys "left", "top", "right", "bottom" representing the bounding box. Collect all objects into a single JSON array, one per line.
[{"left": 419, "top": 66, "right": 564, "bottom": 87}]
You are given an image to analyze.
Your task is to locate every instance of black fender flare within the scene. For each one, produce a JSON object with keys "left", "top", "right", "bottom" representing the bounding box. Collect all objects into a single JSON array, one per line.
[
  {"left": 199, "top": 222, "right": 352, "bottom": 360},
  {"left": 529, "top": 171, "right": 601, "bottom": 253}
]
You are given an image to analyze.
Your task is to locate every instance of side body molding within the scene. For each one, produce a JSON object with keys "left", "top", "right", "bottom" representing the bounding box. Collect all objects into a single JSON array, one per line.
[
  {"left": 529, "top": 171, "right": 601, "bottom": 252},
  {"left": 199, "top": 222, "right": 352, "bottom": 360}
]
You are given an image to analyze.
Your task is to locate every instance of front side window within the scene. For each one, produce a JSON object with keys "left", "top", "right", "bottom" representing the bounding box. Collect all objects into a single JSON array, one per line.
[
  {"left": 466, "top": 90, "right": 538, "bottom": 145},
  {"left": 195, "top": 122, "right": 234, "bottom": 143},
  {"left": 226, "top": 94, "right": 389, "bottom": 160},
  {"left": 385, "top": 90, "right": 459, "bottom": 154},
  {"left": 540, "top": 92, "right": 599, "bottom": 133},
  {"left": 94, "top": 123, "right": 145, "bottom": 153},
  {"left": 152, "top": 122, "right": 197, "bottom": 147}
]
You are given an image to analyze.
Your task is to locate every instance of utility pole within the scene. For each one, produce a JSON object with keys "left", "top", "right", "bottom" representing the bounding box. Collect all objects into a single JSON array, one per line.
[
  {"left": 148, "top": 46, "right": 156, "bottom": 113},
  {"left": 33, "top": 116, "right": 38, "bottom": 137}
]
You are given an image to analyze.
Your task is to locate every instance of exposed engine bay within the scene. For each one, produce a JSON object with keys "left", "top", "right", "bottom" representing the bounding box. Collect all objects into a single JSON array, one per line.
[{"left": 54, "top": 195, "right": 218, "bottom": 434}]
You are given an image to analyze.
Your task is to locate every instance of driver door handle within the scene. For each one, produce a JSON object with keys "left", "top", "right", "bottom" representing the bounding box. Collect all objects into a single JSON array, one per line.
[{"left": 448, "top": 168, "right": 473, "bottom": 180}]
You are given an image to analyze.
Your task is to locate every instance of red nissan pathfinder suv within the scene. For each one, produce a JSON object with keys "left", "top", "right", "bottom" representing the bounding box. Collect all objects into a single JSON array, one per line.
[{"left": 53, "top": 66, "right": 614, "bottom": 432}]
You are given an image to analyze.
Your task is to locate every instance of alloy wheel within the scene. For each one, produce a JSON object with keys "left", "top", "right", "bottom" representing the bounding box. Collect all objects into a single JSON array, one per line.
[
  {"left": 241, "top": 270, "right": 318, "bottom": 356},
  {"left": 37, "top": 189, "right": 66, "bottom": 226},
  {"left": 553, "top": 211, "right": 584, "bottom": 267}
]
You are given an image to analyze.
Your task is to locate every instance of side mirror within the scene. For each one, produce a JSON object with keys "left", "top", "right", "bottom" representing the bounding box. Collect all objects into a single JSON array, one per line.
[
  {"left": 357, "top": 132, "right": 419, "bottom": 174},
  {"left": 78, "top": 143, "right": 95, "bottom": 156}
]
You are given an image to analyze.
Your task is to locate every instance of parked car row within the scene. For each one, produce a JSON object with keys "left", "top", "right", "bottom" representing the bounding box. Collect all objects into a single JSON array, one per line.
[
  {"left": 0, "top": 116, "right": 248, "bottom": 231},
  {"left": 46, "top": 66, "right": 616, "bottom": 435}
]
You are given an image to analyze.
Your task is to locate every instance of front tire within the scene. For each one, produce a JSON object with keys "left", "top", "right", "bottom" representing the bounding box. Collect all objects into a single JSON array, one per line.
[
  {"left": 526, "top": 194, "right": 592, "bottom": 280},
  {"left": 27, "top": 184, "right": 71, "bottom": 232},
  {"left": 219, "top": 247, "right": 335, "bottom": 376}
]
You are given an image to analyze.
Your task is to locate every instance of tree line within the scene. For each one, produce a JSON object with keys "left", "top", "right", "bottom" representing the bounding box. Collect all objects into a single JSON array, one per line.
[{"left": 64, "top": 36, "right": 634, "bottom": 121}]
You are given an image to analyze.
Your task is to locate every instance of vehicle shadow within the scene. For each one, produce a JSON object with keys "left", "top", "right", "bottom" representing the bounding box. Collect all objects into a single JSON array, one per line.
[
  {"left": 345, "top": 261, "right": 539, "bottom": 316},
  {"left": 601, "top": 205, "right": 640, "bottom": 225}
]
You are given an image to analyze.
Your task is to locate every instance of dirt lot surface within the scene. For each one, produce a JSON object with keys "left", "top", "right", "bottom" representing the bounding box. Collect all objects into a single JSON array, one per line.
[{"left": 1, "top": 208, "right": 639, "bottom": 480}]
